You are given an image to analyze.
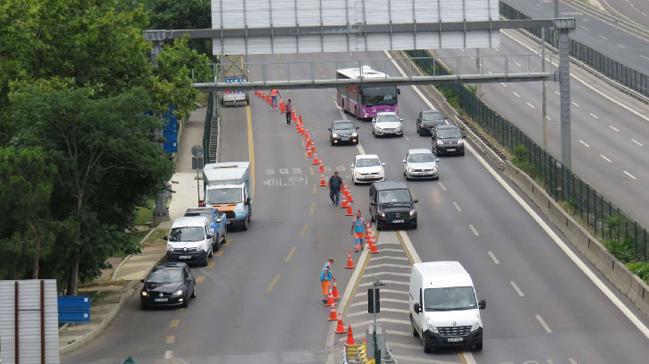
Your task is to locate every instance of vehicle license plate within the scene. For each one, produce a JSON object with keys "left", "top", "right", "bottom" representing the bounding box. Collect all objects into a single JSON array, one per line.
[
  {"left": 447, "top": 148, "right": 456, "bottom": 152},
  {"left": 340, "top": 137, "right": 349, "bottom": 141},
  {"left": 392, "top": 219, "right": 405, "bottom": 224},
  {"left": 154, "top": 298, "right": 168, "bottom": 302},
  {"left": 179, "top": 255, "right": 191, "bottom": 260},
  {"left": 447, "top": 337, "right": 463, "bottom": 343}
]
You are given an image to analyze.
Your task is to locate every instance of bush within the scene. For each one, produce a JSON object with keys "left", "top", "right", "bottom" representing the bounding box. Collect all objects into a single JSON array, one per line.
[
  {"left": 512, "top": 144, "right": 534, "bottom": 176},
  {"left": 626, "top": 262, "right": 649, "bottom": 283},
  {"left": 605, "top": 238, "right": 635, "bottom": 263}
]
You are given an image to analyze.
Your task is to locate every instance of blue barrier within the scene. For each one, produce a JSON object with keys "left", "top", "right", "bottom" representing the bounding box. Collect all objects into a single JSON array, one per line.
[{"left": 58, "top": 295, "right": 91, "bottom": 323}]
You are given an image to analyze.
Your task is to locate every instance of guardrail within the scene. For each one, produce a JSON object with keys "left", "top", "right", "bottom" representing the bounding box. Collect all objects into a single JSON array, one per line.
[
  {"left": 202, "top": 92, "right": 219, "bottom": 164},
  {"left": 500, "top": 2, "right": 649, "bottom": 97},
  {"left": 406, "top": 49, "right": 648, "bottom": 263}
]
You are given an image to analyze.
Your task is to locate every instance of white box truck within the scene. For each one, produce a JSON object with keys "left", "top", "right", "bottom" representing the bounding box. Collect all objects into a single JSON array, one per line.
[
  {"left": 202, "top": 162, "right": 252, "bottom": 230},
  {"left": 409, "top": 261, "right": 486, "bottom": 353}
]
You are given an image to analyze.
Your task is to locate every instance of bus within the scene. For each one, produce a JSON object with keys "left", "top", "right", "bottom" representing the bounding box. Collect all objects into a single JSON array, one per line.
[{"left": 336, "top": 66, "right": 399, "bottom": 119}]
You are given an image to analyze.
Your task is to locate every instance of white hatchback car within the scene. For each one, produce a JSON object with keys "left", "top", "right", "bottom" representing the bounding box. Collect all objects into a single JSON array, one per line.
[
  {"left": 351, "top": 154, "right": 386, "bottom": 184},
  {"left": 372, "top": 112, "right": 403, "bottom": 137},
  {"left": 403, "top": 149, "right": 439, "bottom": 180}
]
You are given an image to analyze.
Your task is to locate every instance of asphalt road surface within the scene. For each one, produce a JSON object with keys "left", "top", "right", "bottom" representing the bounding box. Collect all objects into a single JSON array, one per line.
[
  {"left": 62, "top": 50, "right": 649, "bottom": 363},
  {"left": 503, "top": 0, "right": 649, "bottom": 75},
  {"left": 599, "top": 0, "right": 649, "bottom": 27}
]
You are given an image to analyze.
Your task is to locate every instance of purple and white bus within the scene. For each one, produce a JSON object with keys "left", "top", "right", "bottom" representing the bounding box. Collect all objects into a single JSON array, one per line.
[{"left": 336, "top": 66, "right": 399, "bottom": 119}]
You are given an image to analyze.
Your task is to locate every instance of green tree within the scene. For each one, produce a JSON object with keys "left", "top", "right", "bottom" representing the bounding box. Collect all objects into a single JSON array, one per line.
[
  {"left": 0, "top": 147, "right": 56, "bottom": 279},
  {"left": 8, "top": 80, "right": 173, "bottom": 294},
  {"left": 145, "top": 0, "right": 212, "bottom": 55}
]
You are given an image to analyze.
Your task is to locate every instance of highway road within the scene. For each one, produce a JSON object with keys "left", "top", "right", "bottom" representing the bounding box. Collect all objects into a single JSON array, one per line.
[
  {"left": 599, "top": 0, "right": 649, "bottom": 27},
  {"left": 63, "top": 50, "right": 649, "bottom": 363},
  {"left": 503, "top": 0, "right": 649, "bottom": 75},
  {"left": 434, "top": 30, "right": 649, "bottom": 230}
]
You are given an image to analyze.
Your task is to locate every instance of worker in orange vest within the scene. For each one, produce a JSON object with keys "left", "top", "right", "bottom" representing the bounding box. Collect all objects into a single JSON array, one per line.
[{"left": 271, "top": 89, "right": 279, "bottom": 110}]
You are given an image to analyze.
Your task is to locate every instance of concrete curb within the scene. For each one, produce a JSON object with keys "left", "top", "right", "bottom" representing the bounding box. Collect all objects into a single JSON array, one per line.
[
  {"left": 503, "top": 162, "right": 649, "bottom": 318},
  {"left": 111, "top": 228, "right": 157, "bottom": 281},
  {"left": 59, "top": 280, "right": 138, "bottom": 356}
]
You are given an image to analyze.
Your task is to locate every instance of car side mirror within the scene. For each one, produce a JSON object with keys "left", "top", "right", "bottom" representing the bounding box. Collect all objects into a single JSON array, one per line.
[
  {"left": 397, "top": 88, "right": 401, "bottom": 95},
  {"left": 356, "top": 126, "right": 360, "bottom": 130},
  {"left": 216, "top": 218, "right": 223, "bottom": 223},
  {"left": 350, "top": 164, "right": 354, "bottom": 169},
  {"left": 436, "top": 158, "right": 440, "bottom": 162},
  {"left": 402, "top": 159, "right": 406, "bottom": 163},
  {"left": 370, "top": 201, "right": 376, "bottom": 206},
  {"left": 413, "top": 199, "right": 419, "bottom": 203},
  {"left": 414, "top": 302, "right": 422, "bottom": 314},
  {"left": 246, "top": 197, "right": 251, "bottom": 204},
  {"left": 400, "top": 118, "right": 404, "bottom": 122},
  {"left": 479, "top": 299, "right": 486, "bottom": 310},
  {"left": 207, "top": 234, "right": 213, "bottom": 239},
  {"left": 140, "top": 279, "right": 145, "bottom": 283},
  {"left": 328, "top": 128, "right": 332, "bottom": 131},
  {"left": 382, "top": 162, "right": 386, "bottom": 166},
  {"left": 163, "top": 235, "right": 168, "bottom": 240},
  {"left": 462, "top": 134, "right": 466, "bottom": 139}
]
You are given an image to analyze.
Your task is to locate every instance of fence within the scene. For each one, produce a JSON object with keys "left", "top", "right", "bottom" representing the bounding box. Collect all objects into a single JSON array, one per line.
[
  {"left": 500, "top": 2, "right": 649, "bottom": 97},
  {"left": 406, "top": 49, "right": 648, "bottom": 262},
  {"left": 202, "top": 92, "right": 219, "bottom": 164}
]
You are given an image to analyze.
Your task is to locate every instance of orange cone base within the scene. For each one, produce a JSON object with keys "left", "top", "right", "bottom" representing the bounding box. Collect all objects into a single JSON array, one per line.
[
  {"left": 369, "top": 242, "right": 379, "bottom": 254},
  {"left": 328, "top": 308, "right": 338, "bottom": 321},
  {"left": 345, "top": 205, "right": 353, "bottom": 216},
  {"left": 335, "top": 319, "right": 347, "bottom": 334},
  {"left": 345, "top": 252, "right": 355, "bottom": 269}
]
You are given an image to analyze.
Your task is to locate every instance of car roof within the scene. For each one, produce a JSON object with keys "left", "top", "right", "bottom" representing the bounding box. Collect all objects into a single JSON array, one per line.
[
  {"left": 413, "top": 261, "right": 473, "bottom": 288},
  {"left": 356, "top": 154, "right": 380, "bottom": 160},
  {"left": 435, "top": 124, "right": 459, "bottom": 130},
  {"left": 408, "top": 148, "right": 433, "bottom": 155},
  {"left": 171, "top": 216, "right": 208, "bottom": 228},
  {"left": 421, "top": 109, "right": 441, "bottom": 114},
  {"left": 372, "top": 181, "right": 408, "bottom": 190},
  {"left": 376, "top": 112, "right": 397, "bottom": 116},
  {"left": 185, "top": 207, "right": 216, "bottom": 215},
  {"left": 157, "top": 262, "right": 188, "bottom": 269},
  {"left": 332, "top": 119, "right": 353, "bottom": 124}
]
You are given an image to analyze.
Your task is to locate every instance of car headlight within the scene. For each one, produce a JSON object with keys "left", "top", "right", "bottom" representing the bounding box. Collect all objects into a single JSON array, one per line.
[
  {"left": 166, "top": 244, "right": 173, "bottom": 252},
  {"left": 471, "top": 320, "right": 482, "bottom": 331},
  {"left": 432, "top": 165, "right": 438, "bottom": 171},
  {"left": 426, "top": 320, "right": 438, "bottom": 333},
  {"left": 409, "top": 209, "right": 417, "bottom": 217},
  {"left": 351, "top": 132, "right": 358, "bottom": 137},
  {"left": 458, "top": 139, "right": 464, "bottom": 144},
  {"left": 407, "top": 167, "right": 414, "bottom": 173},
  {"left": 332, "top": 133, "right": 338, "bottom": 138},
  {"left": 438, "top": 140, "right": 444, "bottom": 145},
  {"left": 173, "top": 289, "right": 184, "bottom": 297},
  {"left": 141, "top": 291, "right": 149, "bottom": 297},
  {"left": 378, "top": 211, "right": 386, "bottom": 217}
]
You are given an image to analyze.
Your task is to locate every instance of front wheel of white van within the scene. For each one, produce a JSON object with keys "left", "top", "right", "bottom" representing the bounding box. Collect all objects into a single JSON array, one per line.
[{"left": 423, "top": 336, "right": 434, "bottom": 354}]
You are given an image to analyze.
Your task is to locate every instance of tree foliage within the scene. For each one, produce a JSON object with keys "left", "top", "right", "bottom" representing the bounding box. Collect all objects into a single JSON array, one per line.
[{"left": 0, "top": 0, "right": 208, "bottom": 292}]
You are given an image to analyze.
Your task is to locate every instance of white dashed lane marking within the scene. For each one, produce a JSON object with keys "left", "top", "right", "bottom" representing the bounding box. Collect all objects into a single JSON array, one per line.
[
  {"left": 488, "top": 250, "right": 500, "bottom": 264},
  {"left": 510, "top": 281, "right": 525, "bottom": 297},
  {"left": 631, "top": 139, "right": 643, "bottom": 147},
  {"left": 609, "top": 125, "right": 620, "bottom": 133},
  {"left": 579, "top": 139, "right": 590, "bottom": 148},
  {"left": 526, "top": 102, "right": 535, "bottom": 109},
  {"left": 589, "top": 113, "right": 599, "bottom": 119},
  {"left": 452, "top": 201, "right": 462, "bottom": 212},
  {"left": 624, "top": 170, "right": 638, "bottom": 180},
  {"left": 512, "top": 91, "right": 521, "bottom": 98},
  {"left": 600, "top": 154, "right": 612, "bottom": 163},
  {"left": 536, "top": 314, "right": 553, "bottom": 333},
  {"left": 469, "top": 224, "right": 479, "bottom": 236}
]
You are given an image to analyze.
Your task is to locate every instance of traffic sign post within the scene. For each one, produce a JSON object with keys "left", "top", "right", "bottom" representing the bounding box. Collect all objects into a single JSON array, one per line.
[
  {"left": 191, "top": 145, "right": 204, "bottom": 206},
  {"left": 367, "top": 279, "right": 385, "bottom": 363}
]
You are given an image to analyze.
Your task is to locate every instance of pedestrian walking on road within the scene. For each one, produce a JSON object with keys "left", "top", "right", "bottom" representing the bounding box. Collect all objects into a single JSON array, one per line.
[
  {"left": 320, "top": 258, "right": 335, "bottom": 302},
  {"left": 328, "top": 171, "right": 343, "bottom": 206},
  {"left": 351, "top": 209, "right": 366, "bottom": 252},
  {"left": 285, "top": 98, "right": 293, "bottom": 124},
  {"left": 271, "top": 89, "right": 279, "bottom": 110}
]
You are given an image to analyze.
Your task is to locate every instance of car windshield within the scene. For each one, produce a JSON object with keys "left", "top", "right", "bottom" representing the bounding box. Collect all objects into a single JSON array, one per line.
[
  {"left": 356, "top": 158, "right": 381, "bottom": 167},
  {"left": 437, "top": 128, "right": 462, "bottom": 139},
  {"left": 206, "top": 188, "right": 242, "bottom": 204},
  {"left": 378, "top": 189, "right": 411, "bottom": 204},
  {"left": 333, "top": 122, "right": 354, "bottom": 130},
  {"left": 424, "top": 287, "right": 477, "bottom": 311},
  {"left": 408, "top": 153, "right": 435, "bottom": 163},
  {"left": 362, "top": 86, "right": 397, "bottom": 106},
  {"left": 169, "top": 226, "right": 205, "bottom": 242},
  {"left": 422, "top": 112, "right": 445, "bottom": 126},
  {"left": 376, "top": 114, "right": 399, "bottom": 124},
  {"left": 147, "top": 269, "right": 183, "bottom": 284}
]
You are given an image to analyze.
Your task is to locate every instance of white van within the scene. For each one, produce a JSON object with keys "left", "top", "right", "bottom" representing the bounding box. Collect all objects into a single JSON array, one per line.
[
  {"left": 166, "top": 216, "right": 215, "bottom": 267},
  {"left": 408, "top": 261, "right": 485, "bottom": 353}
]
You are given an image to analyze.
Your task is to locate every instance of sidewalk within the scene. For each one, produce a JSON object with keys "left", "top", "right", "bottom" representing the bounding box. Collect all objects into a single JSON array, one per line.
[{"left": 60, "top": 107, "right": 208, "bottom": 355}]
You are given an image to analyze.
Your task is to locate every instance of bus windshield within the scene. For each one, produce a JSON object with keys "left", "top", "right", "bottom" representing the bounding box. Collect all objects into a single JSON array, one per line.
[{"left": 362, "top": 86, "right": 397, "bottom": 106}]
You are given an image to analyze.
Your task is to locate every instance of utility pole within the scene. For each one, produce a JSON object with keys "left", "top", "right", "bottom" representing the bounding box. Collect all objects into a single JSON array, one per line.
[
  {"left": 556, "top": 18, "right": 576, "bottom": 169},
  {"left": 541, "top": 27, "right": 548, "bottom": 149}
]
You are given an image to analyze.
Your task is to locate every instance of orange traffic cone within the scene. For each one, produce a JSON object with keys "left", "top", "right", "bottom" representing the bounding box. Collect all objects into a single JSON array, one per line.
[
  {"left": 325, "top": 291, "right": 336, "bottom": 307},
  {"left": 320, "top": 174, "right": 327, "bottom": 187},
  {"left": 310, "top": 145, "right": 317, "bottom": 154},
  {"left": 345, "top": 204, "right": 353, "bottom": 216},
  {"left": 369, "top": 241, "right": 379, "bottom": 254},
  {"left": 345, "top": 251, "right": 355, "bottom": 269},
  {"left": 318, "top": 163, "right": 325, "bottom": 174},
  {"left": 306, "top": 146, "right": 313, "bottom": 158},
  {"left": 346, "top": 190, "right": 354, "bottom": 203},
  {"left": 332, "top": 280, "right": 340, "bottom": 300},
  {"left": 341, "top": 195, "right": 349, "bottom": 209},
  {"left": 279, "top": 100, "right": 286, "bottom": 113},
  {"left": 328, "top": 306, "right": 338, "bottom": 321},
  {"left": 335, "top": 318, "right": 347, "bottom": 334},
  {"left": 312, "top": 154, "right": 320, "bottom": 165},
  {"left": 346, "top": 325, "right": 355, "bottom": 345},
  {"left": 292, "top": 111, "right": 297, "bottom": 122},
  {"left": 299, "top": 115, "right": 303, "bottom": 124}
]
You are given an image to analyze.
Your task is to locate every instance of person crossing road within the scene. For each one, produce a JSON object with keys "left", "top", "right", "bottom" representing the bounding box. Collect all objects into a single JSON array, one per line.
[{"left": 328, "top": 171, "right": 343, "bottom": 206}]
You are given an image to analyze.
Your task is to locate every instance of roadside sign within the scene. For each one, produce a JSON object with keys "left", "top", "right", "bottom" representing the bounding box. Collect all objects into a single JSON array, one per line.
[
  {"left": 58, "top": 295, "right": 91, "bottom": 323},
  {"left": 191, "top": 144, "right": 203, "bottom": 158}
]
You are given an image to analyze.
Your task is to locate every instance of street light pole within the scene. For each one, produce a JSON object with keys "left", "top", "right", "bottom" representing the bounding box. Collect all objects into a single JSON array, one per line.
[{"left": 541, "top": 27, "right": 548, "bottom": 149}]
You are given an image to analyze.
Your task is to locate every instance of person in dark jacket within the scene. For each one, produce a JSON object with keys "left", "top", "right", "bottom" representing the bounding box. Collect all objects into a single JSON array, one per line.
[
  {"left": 328, "top": 171, "right": 343, "bottom": 206},
  {"left": 285, "top": 99, "right": 293, "bottom": 124}
]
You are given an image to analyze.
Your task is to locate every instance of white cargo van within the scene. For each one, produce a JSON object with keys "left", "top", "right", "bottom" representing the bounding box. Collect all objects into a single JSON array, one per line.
[
  {"left": 202, "top": 162, "right": 252, "bottom": 230},
  {"left": 408, "top": 261, "right": 485, "bottom": 353}
]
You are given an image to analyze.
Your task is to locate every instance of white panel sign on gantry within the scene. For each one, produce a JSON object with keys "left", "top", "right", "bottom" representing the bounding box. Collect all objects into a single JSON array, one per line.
[{"left": 211, "top": 0, "right": 501, "bottom": 55}]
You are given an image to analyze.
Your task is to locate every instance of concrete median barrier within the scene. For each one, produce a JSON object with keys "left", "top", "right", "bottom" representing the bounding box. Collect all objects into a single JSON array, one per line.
[{"left": 503, "top": 161, "right": 649, "bottom": 319}]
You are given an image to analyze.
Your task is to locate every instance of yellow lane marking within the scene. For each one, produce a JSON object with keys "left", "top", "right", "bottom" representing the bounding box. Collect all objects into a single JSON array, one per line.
[
  {"left": 196, "top": 276, "right": 205, "bottom": 284},
  {"left": 309, "top": 202, "right": 315, "bottom": 216},
  {"left": 207, "top": 261, "right": 215, "bottom": 269},
  {"left": 166, "top": 335, "right": 175, "bottom": 344},
  {"left": 299, "top": 224, "right": 309, "bottom": 237},
  {"left": 246, "top": 105, "right": 256, "bottom": 195},
  {"left": 169, "top": 320, "right": 179, "bottom": 328},
  {"left": 285, "top": 246, "right": 297, "bottom": 263},
  {"left": 312, "top": 184, "right": 317, "bottom": 194},
  {"left": 215, "top": 250, "right": 224, "bottom": 257},
  {"left": 267, "top": 273, "right": 281, "bottom": 293}
]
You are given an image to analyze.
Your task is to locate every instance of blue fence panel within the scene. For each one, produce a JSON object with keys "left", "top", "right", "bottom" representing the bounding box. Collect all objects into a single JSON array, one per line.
[
  {"left": 58, "top": 295, "right": 91, "bottom": 323},
  {"left": 163, "top": 105, "right": 179, "bottom": 154}
]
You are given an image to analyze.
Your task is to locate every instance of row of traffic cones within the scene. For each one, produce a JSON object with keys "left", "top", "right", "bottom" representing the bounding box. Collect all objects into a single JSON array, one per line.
[{"left": 254, "top": 90, "right": 365, "bottom": 348}]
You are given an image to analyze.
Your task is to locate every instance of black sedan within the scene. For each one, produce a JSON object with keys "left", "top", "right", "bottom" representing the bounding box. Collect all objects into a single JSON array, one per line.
[
  {"left": 329, "top": 119, "right": 359, "bottom": 145},
  {"left": 416, "top": 109, "right": 448, "bottom": 136},
  {"left": 140, "top": 262, "right": 197, "bottom": 309}
]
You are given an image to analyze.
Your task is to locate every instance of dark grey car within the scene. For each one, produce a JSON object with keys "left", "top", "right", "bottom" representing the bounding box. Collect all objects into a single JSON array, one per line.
[
  {"left": 329, "top": 120, "right": 359, "bottom": 145},
  {"left": 416, "top": 110, "right": 447, "bottom": 136},
  {"left": 432, "top": 124, "right": 465, "bottom": 156}
]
